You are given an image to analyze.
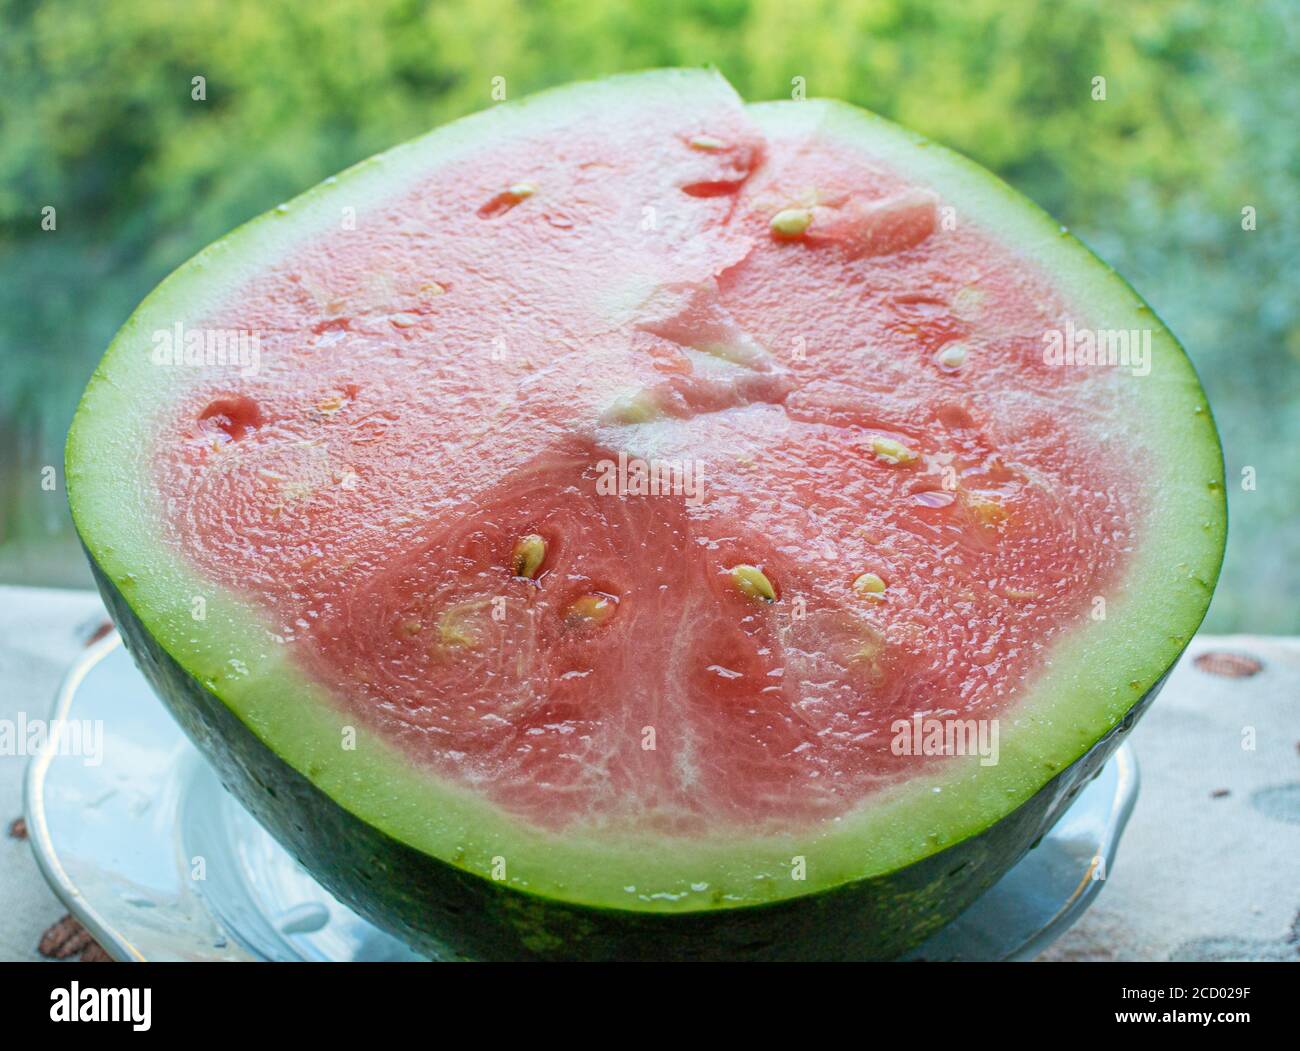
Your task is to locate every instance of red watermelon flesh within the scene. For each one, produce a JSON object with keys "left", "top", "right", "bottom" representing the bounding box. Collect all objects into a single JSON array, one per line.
[{"left": 156, "top": 85, "right": 1135, "bottom": 835}]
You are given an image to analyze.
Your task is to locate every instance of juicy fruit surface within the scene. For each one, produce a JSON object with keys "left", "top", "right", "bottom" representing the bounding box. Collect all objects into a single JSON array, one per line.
[{"left": 156, "top": 84, "right": 1137, "bottom": 834}]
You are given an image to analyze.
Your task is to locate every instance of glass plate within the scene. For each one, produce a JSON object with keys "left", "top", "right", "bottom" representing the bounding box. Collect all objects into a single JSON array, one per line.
[{"left": 26, "top": 636, "right": 1139, "bottom": 962}]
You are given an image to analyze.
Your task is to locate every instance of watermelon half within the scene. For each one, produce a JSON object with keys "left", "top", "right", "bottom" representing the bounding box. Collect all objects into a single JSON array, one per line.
[{"left": 67, "top": 70, "right": 1225, "bottom": 960}]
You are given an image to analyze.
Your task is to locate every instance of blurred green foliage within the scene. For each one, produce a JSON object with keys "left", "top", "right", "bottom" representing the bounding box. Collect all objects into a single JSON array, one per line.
[{"left": 1, "top": 0, "right": 1295, "bottom": 631}]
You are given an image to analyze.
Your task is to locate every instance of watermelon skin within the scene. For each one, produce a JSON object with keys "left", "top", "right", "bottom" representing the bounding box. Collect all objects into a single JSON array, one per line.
[{"left": 93, "top": 554, "right": 1162, "bottom": 960}]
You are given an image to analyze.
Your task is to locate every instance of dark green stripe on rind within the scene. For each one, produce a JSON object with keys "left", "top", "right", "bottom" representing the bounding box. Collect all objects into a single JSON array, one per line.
[{"left": 89, "top": 551, "right": 1164, "bottom": 961}]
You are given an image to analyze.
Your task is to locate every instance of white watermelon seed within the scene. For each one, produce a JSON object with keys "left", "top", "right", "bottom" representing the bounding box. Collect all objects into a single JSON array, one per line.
[
  {"left": 853, "top": 573, "right": 887, "bottom": 599},
  {"left": 936, "top": 343, "right": 968, "bottom": 371},
  {"left": 770, "top": 208, "right": 813, "bottom": 239},
  {"left": 870, "top": 436, "right": 918, "bottom": 465},
  {"left": 567, "top": 593, "right": 616, "bottom": 624},
  {"left": 511, "top": 533, "right": 546, "bottom": 579},
  {"left": 690, "top": 135, "right": 726, "bottom": 151},
  {"left": 729, "top": 564, "right": 777, "bottom": 603}
]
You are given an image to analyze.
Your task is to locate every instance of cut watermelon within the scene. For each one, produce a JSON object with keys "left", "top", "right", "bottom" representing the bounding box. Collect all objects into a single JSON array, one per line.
[{"left": 67, "top": 70, "right": 1225, "bottom": 960}]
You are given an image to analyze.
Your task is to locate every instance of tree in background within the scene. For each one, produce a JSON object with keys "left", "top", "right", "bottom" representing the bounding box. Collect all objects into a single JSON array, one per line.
[{"left": 1, "top": 0, "right": 1295, "bottom": 630}]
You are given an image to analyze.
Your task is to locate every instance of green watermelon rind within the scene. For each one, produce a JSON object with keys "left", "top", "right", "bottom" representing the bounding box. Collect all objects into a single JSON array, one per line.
[
  {"left": 66, "top": 70, "right": 1225, "bottom": 957},
  {"left": 95, "top": 549, "right": 1168, "bottom": 960}
]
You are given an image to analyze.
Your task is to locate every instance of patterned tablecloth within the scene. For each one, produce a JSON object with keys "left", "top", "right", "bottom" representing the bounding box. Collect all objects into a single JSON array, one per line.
[{"left": 1, "top": 585, "right": 1296, "bottom": 962}]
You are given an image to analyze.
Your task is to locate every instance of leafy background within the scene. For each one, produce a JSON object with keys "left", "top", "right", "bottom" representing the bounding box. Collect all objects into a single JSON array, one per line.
[{"left": 1, "top": 0, "right": 1295, "bottom": 631}]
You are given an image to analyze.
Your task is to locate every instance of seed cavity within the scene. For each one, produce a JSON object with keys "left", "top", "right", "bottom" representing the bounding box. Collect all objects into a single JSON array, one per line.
[
  {"left": 966, "top": 491, "right": 1008, "bottom": 526},
  {"left": 511, "top": 533, "right": 547, "bottom": 579},
  {"left": 729, "top": 564, "right": 777, "bottom": 603},
  {"left": 853, "top": 631, "right": 885, "bottom": 667},
  {"left": 936, "top": 343, "right": 968, "bottom": 371},
  {"left": 853, "top": 572, "right": 887, "bottom": 599},
  {"left": 437, "top": 606, "right": 479, "bottom": 649},
  {"left": 911, "top": 489, "right": 956, "bottom": 508},
  {"left": 870, "top": 436, "right": 918, "bottom": 466},
  {"left": 477, "top": 184, "right": 536, "bottom": 220},
  {"left": 199, "top": 395, "right": 262, "bottom": 443},
  {"left": 770, "top": 208, "right": 813, "bottom": 239},
  {"left": 950, "top": 286, "right": 986, "bottom": 322}
]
